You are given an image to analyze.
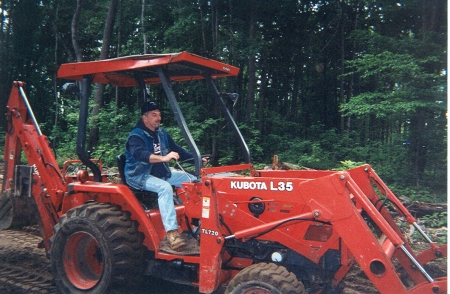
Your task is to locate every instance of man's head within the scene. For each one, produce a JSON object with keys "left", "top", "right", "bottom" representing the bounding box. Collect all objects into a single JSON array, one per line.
[{"left": 141, "top": 101, "right": 161, "bottom": 131}]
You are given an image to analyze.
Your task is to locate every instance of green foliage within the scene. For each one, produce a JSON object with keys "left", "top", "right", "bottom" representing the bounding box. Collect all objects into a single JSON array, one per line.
[
  {"left": 50, "top": 98, "right": 139, "bottom": 167},
  {"left": 388, "top": 186, "right": 446, "bottom": 204},
  {"left": 336, "top": 160, "right": 366, "bottom": 170},
  {"left": 50, "top": 97, "right": 82, "bottom": 164},
  {"left": 237, "top": 123, "right": 264, "bottom": 163},
  {"left": 422, "top": 212, "right": 447, "bottom": 229},
  {"left": 91, "top": 102, "right": 140, "bottom": 164},
  {"left": 341, "top": 51, "right": 445, "bottom": 118},
  {"left": 273, "top": 127, "right": 365, "bottom": 170},
  {"left": 421, "top": 212, "right": 447, "bottom": 244},
  {"left": 0, "top": 0, "right": 445, "bottom": 206}
]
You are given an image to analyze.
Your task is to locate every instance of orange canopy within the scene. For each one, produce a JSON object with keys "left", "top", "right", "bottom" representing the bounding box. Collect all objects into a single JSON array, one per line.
[{"left": 57, "top": 51, "right": 239, "bottom": 87}]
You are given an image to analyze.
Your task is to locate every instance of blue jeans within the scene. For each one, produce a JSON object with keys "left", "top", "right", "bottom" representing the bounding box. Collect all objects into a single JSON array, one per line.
[{"left": 144, "top": 170, "right": 197, "bottom": 232}]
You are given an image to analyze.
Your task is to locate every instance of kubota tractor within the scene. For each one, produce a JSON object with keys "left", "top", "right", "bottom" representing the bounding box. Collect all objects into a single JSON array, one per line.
[{"left": 0, "top": 52, "right": 446, "bottom": 293}]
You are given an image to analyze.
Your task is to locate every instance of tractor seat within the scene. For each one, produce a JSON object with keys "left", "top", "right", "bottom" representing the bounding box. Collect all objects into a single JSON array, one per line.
[{"left": 116, "top": 154, "right": 158, "bottom": 210}]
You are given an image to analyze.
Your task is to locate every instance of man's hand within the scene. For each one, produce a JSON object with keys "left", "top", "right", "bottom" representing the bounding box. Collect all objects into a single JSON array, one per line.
[
  {"left": 149, "top": 151, "right": 179, "bottom": 163},
  {"left": 164, "top": 151, "right": 180, "bottom": 162},
  {"left": 202, "top": 156, "right": 210, "bottom": 165}
]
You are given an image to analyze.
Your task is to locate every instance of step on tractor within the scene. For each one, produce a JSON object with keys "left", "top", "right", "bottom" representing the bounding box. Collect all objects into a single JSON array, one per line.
[{"left": 0, "top": 52, "right": 446, "bottom": 294}]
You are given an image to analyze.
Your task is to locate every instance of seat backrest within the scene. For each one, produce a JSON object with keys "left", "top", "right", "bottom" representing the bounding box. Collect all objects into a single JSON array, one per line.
[
  {"left": 116, "top": 154, "right": 128, "bottom": 186},
  {"left": 116, "top": 154, "right": 159, "bottom": 210}
]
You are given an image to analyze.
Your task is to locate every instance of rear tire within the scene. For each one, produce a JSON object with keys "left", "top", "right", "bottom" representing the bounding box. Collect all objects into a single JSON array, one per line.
[
  {"left": 50, "top": 202, "right": 146, "bottom": 294},
  {"left": 225, "top": 262, "right": 305, "bottom": 294}
]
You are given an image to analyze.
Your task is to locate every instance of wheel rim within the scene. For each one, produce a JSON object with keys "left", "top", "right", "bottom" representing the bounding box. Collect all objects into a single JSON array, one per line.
[{"left": 63, "top": 231, "right": 104, "bottom": 290}]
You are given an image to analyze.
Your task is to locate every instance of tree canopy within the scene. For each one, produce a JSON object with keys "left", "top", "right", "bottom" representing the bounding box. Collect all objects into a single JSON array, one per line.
[{"left": 0, "top": 0, "right": 447, "bottom": 201}]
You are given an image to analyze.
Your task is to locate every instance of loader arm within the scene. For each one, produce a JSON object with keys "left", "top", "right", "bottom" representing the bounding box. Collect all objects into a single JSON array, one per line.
[{"left": 249, "top": 166, "right": 447, "bottom": 293}]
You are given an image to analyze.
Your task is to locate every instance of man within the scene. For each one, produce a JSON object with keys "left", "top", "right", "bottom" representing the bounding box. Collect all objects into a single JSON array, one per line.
[{"left": 124, "top": 101, "right": 196, "bottom": 250}]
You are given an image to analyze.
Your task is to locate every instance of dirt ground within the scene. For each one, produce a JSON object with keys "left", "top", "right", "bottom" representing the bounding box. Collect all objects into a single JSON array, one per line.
[
  {"left": 0, "top": 227, "right": 216, "bottom": 294},
  {"left": 0, "top": 162, "right": 446, "bottom": 293},
  {"left": 0, "top": 225, "right": 446, "bottom": 293}
]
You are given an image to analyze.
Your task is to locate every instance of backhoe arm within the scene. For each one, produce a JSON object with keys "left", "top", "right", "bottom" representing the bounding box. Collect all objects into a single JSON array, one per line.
[{"left": 3, "top": 82, "right": 65, "bottom": 247}]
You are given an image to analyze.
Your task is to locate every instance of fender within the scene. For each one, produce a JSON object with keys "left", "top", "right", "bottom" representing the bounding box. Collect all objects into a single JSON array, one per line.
[{"left": 64, "top": 181, "right": 161, "bottom": 251}]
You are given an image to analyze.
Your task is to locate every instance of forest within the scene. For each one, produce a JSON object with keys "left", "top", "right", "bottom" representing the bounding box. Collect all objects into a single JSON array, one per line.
[{"left": 0, "top": 0, "right": 447, "bottom": 203}]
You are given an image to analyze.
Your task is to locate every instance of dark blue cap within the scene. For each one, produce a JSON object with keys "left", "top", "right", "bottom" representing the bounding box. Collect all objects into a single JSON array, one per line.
[{"left": 141, "top": 102, "right": 161, "bottom": 115}]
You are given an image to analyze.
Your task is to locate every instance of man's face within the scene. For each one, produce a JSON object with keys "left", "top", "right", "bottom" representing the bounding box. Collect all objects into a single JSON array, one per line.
[{"left": 142, "top": 110, "right": 161, "bottom": 131}]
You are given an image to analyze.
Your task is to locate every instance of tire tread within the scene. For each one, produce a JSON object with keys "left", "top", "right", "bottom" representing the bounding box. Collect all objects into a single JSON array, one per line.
[
  {"left": 225, "top": 262, "right": 305, "bottom": 294},
  {"left": 50, "top": 202, "right": 146, "bottom": 293}
]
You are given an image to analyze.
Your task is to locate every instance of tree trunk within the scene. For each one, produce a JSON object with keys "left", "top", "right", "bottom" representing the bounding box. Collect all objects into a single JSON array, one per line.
[
  {"left": 246, "top": 0, "right": 256, "bottom": 122},
  {"left": 210, "top": 0, "right": 218, "bottom": 54},
  {"left": 141, "top": 0, "right": 147, "bottom": 54},
  {"left": 72, "top": 0, "right": 83, "bottom": 62},
  {"left": 88, "top": 0, "right": 119, "bottom": 151},
  {"left": 339, "top": 2, "right": 345, "bottom": 134},
  {"left": 53, "top": 3, "right": 60, "bottom": 147},
  {"left": 409, "top": 112, "right": 428, "bottom": 186},
  {"left": 290, "top": 61, "right": 300, "bottom": 123},
  {"left": 114, "top": 1, "right": 122, "bottom": 134},
  {"left": 404, "top": 201, "right": 447, "bottom": 218},
  {"left": 198, "top": 0, "right": 207, "bottom": 53},
  {"left": 257, "top": 54, "right": 267, "bottom": 134}
]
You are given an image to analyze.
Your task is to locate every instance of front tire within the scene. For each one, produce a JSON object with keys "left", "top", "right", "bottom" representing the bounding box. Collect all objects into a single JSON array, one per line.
[
  {"left": 225, "top": 262, "right": 305, "bottom": 294},
  {"left": 50, "top": 202, "right": 145, "bottom": 294}
]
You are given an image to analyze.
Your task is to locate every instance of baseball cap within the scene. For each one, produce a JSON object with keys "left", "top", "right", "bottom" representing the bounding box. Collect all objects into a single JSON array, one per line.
[{"left": 141, "top": 101, "right": 161, "bottom": 115}]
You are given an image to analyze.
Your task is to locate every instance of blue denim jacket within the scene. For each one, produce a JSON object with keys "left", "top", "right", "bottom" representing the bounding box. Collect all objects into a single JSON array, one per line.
[{"left": 124, "top": 124, "right": 192, "bottom": 190}]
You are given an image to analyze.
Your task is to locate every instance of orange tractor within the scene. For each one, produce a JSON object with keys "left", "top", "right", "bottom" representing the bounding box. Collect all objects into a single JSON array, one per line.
[{"left": 0, "top": 52, "right": 446, "bottom": 293}]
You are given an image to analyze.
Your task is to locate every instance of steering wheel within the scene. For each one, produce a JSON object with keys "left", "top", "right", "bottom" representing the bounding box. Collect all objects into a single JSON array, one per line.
[{"left": 176, "top": 154, "right": 211, "bottom": 173}]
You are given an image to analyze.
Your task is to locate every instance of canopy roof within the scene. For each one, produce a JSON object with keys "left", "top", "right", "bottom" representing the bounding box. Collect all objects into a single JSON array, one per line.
[{"left": 57, "top": 51, "right": 239, "bottom": 87}]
